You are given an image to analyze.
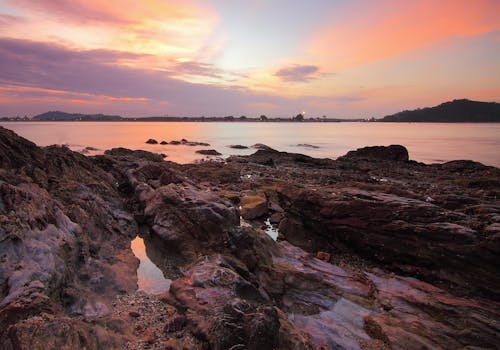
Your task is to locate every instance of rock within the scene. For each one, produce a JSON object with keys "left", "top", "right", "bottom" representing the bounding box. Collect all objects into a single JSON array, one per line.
[
  {"left": 164, "top": 315, "right": 187, "bottom": 333},
  {"left": 316, "top": 251, "right": 331, "bottom": 262},
  {"left": 241, "top": 194, "right": 268, "bottom": 220},
  {"left": 297, "top": 143, "right": 319, "bottom": 149},
  {"left": 276, "top": 184, "right": 500, "bottom": 298},
  {"left": 229, "top": 145, "right": 249, "bottom": 149},
  {"left": 142, "top": 329, "right": 155, "bottom": 344},
  {"left": 251, "top": 143, "right": 275, "bottom": 151},
  {"left": 104, "top": 147, "right": 164, "bottom": 162},
  {"left": 146, "top": 138, "right": 158, "bottom": 144},
  {"left": 128, "top": 311, "right": 140, "bottom": 318},
  {"left": 163, "top": 338, "right": 182, "bottom": 350},
  {"left": 169, "top": 140, "right": 181, "bottom": 145},
  {"left": 160, "top": 141, "right": 168, "bottom": 145},
  {"left": 338, "top": 145, "right": 409, "bottom": 162},
  {"left": 195, "top": 149, "right": 221, "bottom": 156},
  {"left": 269, "top": 212, "right": 284, "bottom": 224},
  {"left": 1, "top": 126, "right": 499, "bottom": 350}
]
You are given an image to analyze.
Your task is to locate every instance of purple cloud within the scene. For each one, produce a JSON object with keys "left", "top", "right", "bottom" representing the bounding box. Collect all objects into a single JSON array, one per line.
[
  {"left": 275, "top": 65, "right": 319, "bottom": 82},
  {"left": 0, "top": 38, "right": 364, "bottom": 117},
  {"left": 8, "top": 0, "right": 131, "bottom": 25}
]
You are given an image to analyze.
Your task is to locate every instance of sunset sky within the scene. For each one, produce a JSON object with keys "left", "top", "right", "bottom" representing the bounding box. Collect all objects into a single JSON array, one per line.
[{"left": 0, "top": 0, "right": 499, "bottom": 118}]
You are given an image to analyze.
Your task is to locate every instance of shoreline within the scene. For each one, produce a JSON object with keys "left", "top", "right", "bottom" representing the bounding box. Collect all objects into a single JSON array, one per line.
[{"left": 1, "top": 126, "right": 499, "bottom": 349}]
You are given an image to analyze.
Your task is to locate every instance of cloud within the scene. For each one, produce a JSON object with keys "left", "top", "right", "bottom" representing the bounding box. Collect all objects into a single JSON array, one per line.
[
  {"left": 0, "top": 38, "right": 329, "bottom": 116},
  {"left": 2, "top": 0, "right": 219, "bottom": 60},
  {"left": 309, "top": 0, "right": 500, "bottom": 69},
  {"left": 274, "top": 65, "right": 319, "bottom": 82}
]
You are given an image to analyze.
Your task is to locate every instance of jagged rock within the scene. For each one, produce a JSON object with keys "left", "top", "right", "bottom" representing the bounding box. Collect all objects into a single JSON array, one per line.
[
  {"left": 1, "top": 126, "right": 499, "bottom": 350},
  {"left": 338, "top": 145, "right": 409, "bottom": 162}
]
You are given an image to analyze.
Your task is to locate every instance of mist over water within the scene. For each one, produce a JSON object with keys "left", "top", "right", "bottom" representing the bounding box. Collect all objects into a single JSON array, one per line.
[{"left": 2, "top": 121, "right": 499, "bottom": 167}]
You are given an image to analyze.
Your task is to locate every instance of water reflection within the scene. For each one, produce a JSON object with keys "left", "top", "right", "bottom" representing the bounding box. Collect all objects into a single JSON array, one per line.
[{"left": 131, "top": 235, "right": 171, "bottom": 294}]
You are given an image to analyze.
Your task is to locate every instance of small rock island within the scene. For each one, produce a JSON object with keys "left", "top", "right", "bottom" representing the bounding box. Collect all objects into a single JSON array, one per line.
[{"left": 0, "top": 126, "right": 499, "bottom": 349}]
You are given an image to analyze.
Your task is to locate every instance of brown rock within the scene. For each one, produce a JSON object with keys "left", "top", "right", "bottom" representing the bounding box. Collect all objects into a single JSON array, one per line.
[
  {"left": 129, "top": 311, "right": 140, "bottom": 318},
  {"left": 316, "top": 251, "right": 331, "bottom": 262},
  {"left": 269, "top": 212, "right": 284, "bottom": 224},
  {"left": 163, "top": 338, "right": 182, "bottom": 350},
  {"left": 241, "top": 194, "right": 268, "bottom": 220},
  {"left": 142, "top": 329, "right": 155, "bottom": 344}
]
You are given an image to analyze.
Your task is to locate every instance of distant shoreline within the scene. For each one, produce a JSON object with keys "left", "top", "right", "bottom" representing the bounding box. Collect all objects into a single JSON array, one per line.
[{"left": 2, "top": 119, "right": 500, "bottom": 123}]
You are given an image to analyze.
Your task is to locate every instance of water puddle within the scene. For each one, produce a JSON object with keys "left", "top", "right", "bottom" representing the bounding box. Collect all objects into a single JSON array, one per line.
[
  {"left": 264, "top": 217, "right": 279, "bottom": 241},
  {"left": 131, "top": 235, "right": 171, "bottom": 294}
]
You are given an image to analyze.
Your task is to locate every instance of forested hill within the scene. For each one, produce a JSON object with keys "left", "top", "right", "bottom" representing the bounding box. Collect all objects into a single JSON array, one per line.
[
  {"left": 32, "top": 111, "right": 123, "bottom": 121},
  {"left": 379, "top": 99, "right": 500, "bottom": 122}
]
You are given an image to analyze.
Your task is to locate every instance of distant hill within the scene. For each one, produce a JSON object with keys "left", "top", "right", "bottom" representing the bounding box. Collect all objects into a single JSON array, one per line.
[
  {"left": 379, "top": 99, "right": 500, "bottom": 122},
  {"left": 32, "top": 111, "right": 123, "bottom": 121}
]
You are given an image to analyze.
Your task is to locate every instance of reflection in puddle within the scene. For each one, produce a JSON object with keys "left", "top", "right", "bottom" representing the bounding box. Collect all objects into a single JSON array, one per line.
[
  {"left": 131, "top": 236, "right": 171, "bottom": 294},
  {"left": 264, "top": 218, "right": 279, "bottom": 241}
]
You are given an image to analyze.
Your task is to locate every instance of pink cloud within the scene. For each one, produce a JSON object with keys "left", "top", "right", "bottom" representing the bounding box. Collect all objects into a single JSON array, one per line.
[
  {"left": 309, "top": 0, "right": 500, "bottom": 69},
  {"left": 275, "top": 65, "right": 319, "bottom": 82}
]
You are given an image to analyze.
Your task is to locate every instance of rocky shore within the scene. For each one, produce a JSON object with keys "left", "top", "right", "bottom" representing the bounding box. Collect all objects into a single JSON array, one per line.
[{"left": 1, "top": 126, "right": 499, "bottom": 349}]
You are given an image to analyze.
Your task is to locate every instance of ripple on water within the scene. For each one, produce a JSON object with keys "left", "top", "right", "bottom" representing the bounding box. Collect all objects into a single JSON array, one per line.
[{"left": 131, "top": 235, "right": 171, "bottom": 294}]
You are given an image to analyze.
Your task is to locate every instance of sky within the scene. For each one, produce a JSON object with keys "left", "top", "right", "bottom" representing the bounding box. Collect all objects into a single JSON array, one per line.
[{"left": 0, "top": 0, "right": 499, "bottom": 118}]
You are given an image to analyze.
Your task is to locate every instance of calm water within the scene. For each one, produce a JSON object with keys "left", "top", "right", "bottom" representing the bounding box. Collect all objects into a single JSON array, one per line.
[
  {"left": 1, "top": 122, "right": 499, "bottom": 167},
  {"left": 131, "top": 236, "right": 171, "bottom": 294}
]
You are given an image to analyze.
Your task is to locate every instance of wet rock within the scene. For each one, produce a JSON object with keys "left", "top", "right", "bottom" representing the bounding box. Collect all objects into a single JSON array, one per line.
[
  {"left": 195, "top": 149, "right": 221, "bottom": 156},
  {"left": 160, "top": 141, "right": 168, "bottom": 145},
  {"left": 229, "top": 145, "right": 249, "bottom": 149},
  {"left": 1, "top": 126, "right": 499, "bottom": 350},
  {"left": 276, "top": 184, "right": 500, "bottom": 299},
  {"left": 145, "top": 139, "right": 158, "bottom": 144}
]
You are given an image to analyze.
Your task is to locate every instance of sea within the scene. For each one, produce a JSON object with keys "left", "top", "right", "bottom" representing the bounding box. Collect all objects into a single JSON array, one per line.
[{"left": 1, "top": 121, "right": 499, "bottom": 167}]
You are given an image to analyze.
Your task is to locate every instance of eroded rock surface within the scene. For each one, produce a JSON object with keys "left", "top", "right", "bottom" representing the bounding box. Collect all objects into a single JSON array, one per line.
[{"left": 1, "top": 126, "right": 499, "bottom": 349}]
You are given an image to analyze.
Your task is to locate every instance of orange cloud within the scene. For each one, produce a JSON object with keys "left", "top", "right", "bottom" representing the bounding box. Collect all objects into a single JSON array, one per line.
[
  {"left": 0, "top": 85, "right": 152, "bottom": 105},
  {"left": 308, "top": 0, "right": 500, "bottom": 70},
  {"left": 3, "top": 0, "right": 218, "bottom": 59}
]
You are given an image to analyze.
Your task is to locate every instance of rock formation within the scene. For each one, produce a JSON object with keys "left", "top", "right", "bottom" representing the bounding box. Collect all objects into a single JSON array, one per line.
[{"left": 1, "top": 126, "right": 499, "bottom": 349}]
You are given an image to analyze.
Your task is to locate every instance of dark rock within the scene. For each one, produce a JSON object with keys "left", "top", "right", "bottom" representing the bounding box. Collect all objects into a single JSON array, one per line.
[
  {"left": 316, "top": 251, "right": 331, "bottom": 262},
  {"left": 338, "top": 145, "right": 409, "bottom": 162},
  {"left": 276, "top": 184, "right": 500, "bottom": 299},
  {"left": 297, "top": 143, "right": 319, "bottom": 149},
  {"left": 1, "top": 126, "right": 499, "bottom": 350},
  {"left": 104, "top": 147, "right": 164, "bottom": 162},
  {"left": 229, "top": 145, "right": 249, "bottom": 149},
  {"left": 146, "top": 138, "right": 158, "bottom": 144},
  {"left": 251, "top": 143, "right": 275, "bottom": 151},
  {"left": 129, "top": 311, "right": 140, "bottom": 318},
  {"left": 160, "top": 141, "right": 168, "bottom": 145},
  {"left": 195, "top": 149, "right": 221, "bottom": 156}
]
